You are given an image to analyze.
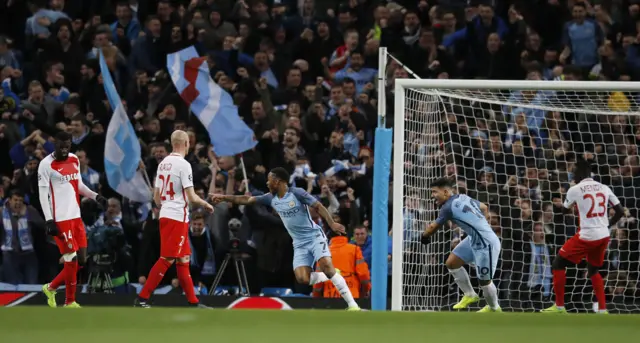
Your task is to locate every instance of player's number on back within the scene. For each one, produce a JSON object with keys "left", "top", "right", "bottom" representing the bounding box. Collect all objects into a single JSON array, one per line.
[
  {"left": 462, "top": 200, "right": 483, "bottom": 219},
  {"left": 584, "top": 192, "right": 606, "bottom": 218},
  {"left": 158, "top": 175, "right": 176, "bottom": 201}
]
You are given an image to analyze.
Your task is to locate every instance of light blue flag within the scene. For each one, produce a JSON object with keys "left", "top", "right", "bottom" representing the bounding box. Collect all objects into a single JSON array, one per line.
[
  {"left": 167, "top": 46, "right": 257, "bottom": 156},
  {"left": 324, "top": 160, "right": 366, "bottom": 177},
  {"left": 100, "top": 51, "right": 152, "bottom": 202}
]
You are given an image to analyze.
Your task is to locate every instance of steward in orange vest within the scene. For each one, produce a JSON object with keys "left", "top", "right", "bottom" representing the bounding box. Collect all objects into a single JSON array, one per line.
[{"left": 312, "top": 235, "right": 371, "bottom": 298}]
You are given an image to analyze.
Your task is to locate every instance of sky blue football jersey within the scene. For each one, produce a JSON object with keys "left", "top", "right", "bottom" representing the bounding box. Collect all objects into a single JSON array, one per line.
[{"left": 255, "top": 187, "right": 323, "bottom": 246}]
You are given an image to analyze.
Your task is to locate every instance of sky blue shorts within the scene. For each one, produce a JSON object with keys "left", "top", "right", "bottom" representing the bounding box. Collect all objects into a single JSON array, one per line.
[
  {"left": 452, "top": 235, "right": 501, "bottom": 281},
  {"left": 292, "top": 235, "right": 331, "bottom": 269}
]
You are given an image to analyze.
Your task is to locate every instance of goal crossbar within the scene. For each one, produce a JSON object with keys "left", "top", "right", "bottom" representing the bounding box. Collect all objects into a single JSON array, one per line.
[{"left": 394, "top": 79, "right": 640, "bottom": 92}]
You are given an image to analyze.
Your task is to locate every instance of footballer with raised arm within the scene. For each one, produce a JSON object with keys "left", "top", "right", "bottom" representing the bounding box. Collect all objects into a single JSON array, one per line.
[
  {"left": 211, "top": 167, "right": 360, "bottom": 310},
  {"left": 135, "top": 130, "right": 214, "bottom": 308}
]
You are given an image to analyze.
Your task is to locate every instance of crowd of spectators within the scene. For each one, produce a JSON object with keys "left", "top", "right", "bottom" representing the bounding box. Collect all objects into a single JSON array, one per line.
[{"left": 0, "top": 0, "right": 639, "bottom": 309}]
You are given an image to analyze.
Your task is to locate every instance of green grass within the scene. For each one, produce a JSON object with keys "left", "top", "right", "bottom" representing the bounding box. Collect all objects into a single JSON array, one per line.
[{"left": 0, "top": 307, "right": 639, "bottom": 343}]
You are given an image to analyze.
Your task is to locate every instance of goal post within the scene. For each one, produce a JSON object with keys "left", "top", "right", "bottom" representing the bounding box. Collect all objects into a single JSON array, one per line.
[
  {"left": 391, "top": 78, "right": 640, "bottom": 312},
  {"left": 371, "top": 47, "right": 392, "bottom": 311}
]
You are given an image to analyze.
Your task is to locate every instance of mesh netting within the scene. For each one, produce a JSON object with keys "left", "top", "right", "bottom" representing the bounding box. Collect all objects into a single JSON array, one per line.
[{"left": 397, "top": 86, "right": 640, "bottom": 313}]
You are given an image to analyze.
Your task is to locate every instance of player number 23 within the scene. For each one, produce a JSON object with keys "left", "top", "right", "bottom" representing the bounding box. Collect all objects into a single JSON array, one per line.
[
  {"left": 584, "top": 193, "right": 606, "bottom": 218},
  {"left": 158, "top": 175, "right": 176, "bottom": 201}
]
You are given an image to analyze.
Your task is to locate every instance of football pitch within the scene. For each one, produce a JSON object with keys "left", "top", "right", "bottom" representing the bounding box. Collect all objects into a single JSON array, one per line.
[{"left": 1, "top": 307, "right": 639, "bottom": 343}]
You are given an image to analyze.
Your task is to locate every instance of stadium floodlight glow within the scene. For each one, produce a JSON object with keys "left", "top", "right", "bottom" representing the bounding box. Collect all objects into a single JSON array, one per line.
[{"left": 391, "top": 78, "right": 640, "bottom": 312}]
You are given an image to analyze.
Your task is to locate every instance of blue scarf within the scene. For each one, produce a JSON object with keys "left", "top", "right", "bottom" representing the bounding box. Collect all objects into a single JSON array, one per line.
[
  {"left": 190, "top": 227, "right": 215, "bottom": 276},
  {"left": 528, "top": 241, "right": 552, "bottom": 296},
  {"left": 2, "top": 206, "right": 33, "bottom": 252},
  {"left": 85, "top": 215, "right": 105, "bottom": 233},
  {"left": 72, "top": 129, "right": 89, "bottom": 145}
]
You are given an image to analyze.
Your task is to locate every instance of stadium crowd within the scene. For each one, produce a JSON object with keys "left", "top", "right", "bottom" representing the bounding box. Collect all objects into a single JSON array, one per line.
[{"left": 0, "top": 0, "right": 639, "bottom": 309}]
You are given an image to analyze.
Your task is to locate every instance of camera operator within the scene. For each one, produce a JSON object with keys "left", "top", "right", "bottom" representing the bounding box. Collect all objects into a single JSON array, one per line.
[
  {"left": 84, "top": 199, "right": 133, "bottom": 293},
  {"left": 103, "top": 197, "right": 123, "bottom": 228},
  {"left": 188, "top": 213, "right": 217, "bottom": 292}
]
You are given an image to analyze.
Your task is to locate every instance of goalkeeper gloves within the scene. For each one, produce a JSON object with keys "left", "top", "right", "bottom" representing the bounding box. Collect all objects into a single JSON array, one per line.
[
  {"left": 95, "top": 195, "right": 107, "bottom": 210},
  {"left": 421, "top": 232, "right": 431, "bottom": 245},
  {"left": 46, "top": 220, "right": 59, "bottom": 236}
]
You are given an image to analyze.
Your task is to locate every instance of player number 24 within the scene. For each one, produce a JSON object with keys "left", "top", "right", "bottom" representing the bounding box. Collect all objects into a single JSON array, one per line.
[
  {"left": 158, "top": 175, "right": 176, "bottom": 200},
  {"left": 584, "top": 193, "right": 606, "bottom": 218}
]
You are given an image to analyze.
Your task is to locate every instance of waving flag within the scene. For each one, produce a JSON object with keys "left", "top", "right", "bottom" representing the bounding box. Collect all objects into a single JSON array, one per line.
[
  {"left": 324, "top": 160, "right": 366, "bottom": 177},
  {"left": 167, "top": 46, "right": 257, "bottom": 156},
  {"left": 100, "top": 51, "right": 151, "bottom": 202}
]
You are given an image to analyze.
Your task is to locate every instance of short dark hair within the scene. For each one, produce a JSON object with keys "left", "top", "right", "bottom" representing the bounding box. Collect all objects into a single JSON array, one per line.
[
  {"left": 341, "top": 77, "right": 355, "bottom": 86},
  {"left": 563, "top": 64, "right": 582, "bottom": 78},
  {"left": 9, "top": 189, "right": 25, "bottom": 199},
  {"left": 284, "top": 126, "right": 301, "bottom": 136},
  {"left": 574, "top": 158, "right": 593, "bottom": 181},
  {"left": 152, "top": 142, "right": 170, "bottom": 152},
  {"left": 270, "top": 167, "right": 290, "bottom": 182},
  {"left": 573, "top": 2, "right": 586, "bottom": 9},
  {"left": 526, "top": 62, "right": 543, "bottom": 76},
  {"left": 192, "top": 213, "right": 205, "bottom": 222},
  {"left": 350, "top": 49, "right": 363, "bottom": 57},
  {"left": 71, "top": 114, "right": 85, "bottom": 124},
  {"left": 146, "top": 15, "right": 160, "bottom": 24},
  {"left": 55, "top": 131, "right": 72, "bottom": 142},
  {"left": 432, "top": 177, "right": 454, "bottom": 189},
  {"left": 44, "top": 61, "right": 57, "bottom": 73}
]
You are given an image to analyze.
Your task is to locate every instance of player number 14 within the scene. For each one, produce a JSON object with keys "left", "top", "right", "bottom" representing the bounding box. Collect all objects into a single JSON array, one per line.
[
  {"left": 62, "top": 230, "right": 72, "bottom": 241},
  {"left": 159, "top": 175, "right": 176, "bottom": 201}
]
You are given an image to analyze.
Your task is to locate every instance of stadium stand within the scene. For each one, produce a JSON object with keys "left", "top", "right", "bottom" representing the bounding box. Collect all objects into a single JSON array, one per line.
[{"left": 0, "top": 0, "right": 639, "bottom": 309}]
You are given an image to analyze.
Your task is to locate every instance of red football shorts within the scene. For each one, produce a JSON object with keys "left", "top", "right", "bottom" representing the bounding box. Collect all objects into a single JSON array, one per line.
[
  {"left": 54, "top": 218, "right": 87, "bottom": 254},
  {"left": 559, "top": 233, "right": 610, "bottom": 266},
  {"left": 159, "top": 218, "right": 190, "bottom": 258}
]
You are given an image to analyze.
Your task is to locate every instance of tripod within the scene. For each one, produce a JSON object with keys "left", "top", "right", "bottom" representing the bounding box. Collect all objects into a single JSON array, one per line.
[
  {"left": 87, "top": 254, "right": 115, "bottom": 293},
  {"left": 209, "top": 251, "right": 250, "bottom": 295}
]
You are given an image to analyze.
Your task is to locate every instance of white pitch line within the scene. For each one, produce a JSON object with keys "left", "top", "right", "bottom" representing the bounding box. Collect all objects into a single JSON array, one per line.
[{"left": 6, "top": 292, "right": 38, "bottom": 307}]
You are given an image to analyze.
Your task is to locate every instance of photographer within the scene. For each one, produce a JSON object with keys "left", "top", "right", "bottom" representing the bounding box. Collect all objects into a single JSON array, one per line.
[{"left": 187, "top": 213, "right": 217, "bottom": 292}]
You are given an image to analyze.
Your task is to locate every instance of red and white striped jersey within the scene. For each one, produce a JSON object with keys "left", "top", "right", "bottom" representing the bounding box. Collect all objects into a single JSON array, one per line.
[
  {"left": 563, "top": 178, "right": 620, "bottom": 241},
  {"left": 155, "top": 154, "right": 193, "bottom": 223},
  {"left": 37, "top": 153, "right": 82, "bottom": 222}
]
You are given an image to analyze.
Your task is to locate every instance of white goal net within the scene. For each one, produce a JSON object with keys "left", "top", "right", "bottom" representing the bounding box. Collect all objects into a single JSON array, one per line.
[{"left": 391, "top": 79, "right": 640, "bottom": 313}]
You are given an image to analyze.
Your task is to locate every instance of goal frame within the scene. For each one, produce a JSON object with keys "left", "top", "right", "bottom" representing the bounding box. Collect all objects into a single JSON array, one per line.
[{"left": 391, "top": 78, "right": 640, "bottom": 312}]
